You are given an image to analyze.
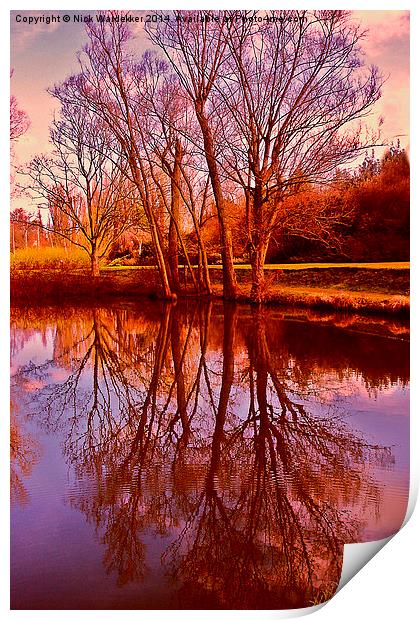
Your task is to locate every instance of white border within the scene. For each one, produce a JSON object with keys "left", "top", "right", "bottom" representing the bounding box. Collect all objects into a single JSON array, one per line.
[{"left": 2, "top": 2, "right": 418, "bottom": 619}]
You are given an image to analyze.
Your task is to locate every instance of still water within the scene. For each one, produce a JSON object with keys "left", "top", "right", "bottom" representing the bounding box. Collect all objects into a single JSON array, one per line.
[{"left": 10, "top": 302, "right": 409, "bottom": 610}]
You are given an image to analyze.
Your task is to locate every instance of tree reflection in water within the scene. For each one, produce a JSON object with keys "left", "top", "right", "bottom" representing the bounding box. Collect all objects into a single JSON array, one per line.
[
  {"left": 11, "top": 303, "right": 407, "bottom": 609},
  {"left": 10, "top": 401, "right": 40, "bottom": 506}
]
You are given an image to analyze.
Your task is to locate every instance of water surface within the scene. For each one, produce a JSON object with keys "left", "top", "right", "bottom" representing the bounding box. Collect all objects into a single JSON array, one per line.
[{"left": 10, "top": 302, "right": 409, "bottom": 609}]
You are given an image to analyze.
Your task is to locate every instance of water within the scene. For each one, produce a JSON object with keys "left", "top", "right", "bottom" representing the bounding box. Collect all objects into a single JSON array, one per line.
[{"left": 10, "top": 301, "right": 409, "bottom": 610}]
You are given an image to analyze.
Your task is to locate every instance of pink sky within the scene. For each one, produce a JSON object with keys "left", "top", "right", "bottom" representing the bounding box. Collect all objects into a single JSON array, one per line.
[{"left": 10, "top": 10, "right": 409, "bottom": 211}]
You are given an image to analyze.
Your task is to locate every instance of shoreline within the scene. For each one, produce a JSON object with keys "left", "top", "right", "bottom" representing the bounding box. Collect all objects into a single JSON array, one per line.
[
  {"left": 11, "top": 265, "right": 409, "bottom": 318},
  {"left": 212, "top": 284, "right": 409, "bottom": 316}
]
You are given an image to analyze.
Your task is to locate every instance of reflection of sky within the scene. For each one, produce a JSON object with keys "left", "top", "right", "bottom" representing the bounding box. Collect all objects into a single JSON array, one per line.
[
  {"left": 330, "top": 381, "right": 409, "bottom": 467},
  {"left": 11, "top": 422, "right": 174, "bottom": 609},
  {"left": 10, "top": 316, "right": 410, "bottom": 608},
  {"left": 185, "top": 364, "right": 410, "bottom": 543},
  {"left": 339, "top": 382, "right": 409, "bottom": 540},
  {"left": 11, "top": 331, "right": 54, "bottom": 369}
]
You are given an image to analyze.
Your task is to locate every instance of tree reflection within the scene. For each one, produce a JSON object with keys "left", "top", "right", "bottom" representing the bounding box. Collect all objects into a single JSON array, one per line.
[
  {"left": 163, "top": 307, "right": 388, "bottom": 608},
  {"left": 11, "top": 303, "right": 403, "bottom": 608},
  {"left": 10, "top": 401, "right": 40, "bottom": 505}
]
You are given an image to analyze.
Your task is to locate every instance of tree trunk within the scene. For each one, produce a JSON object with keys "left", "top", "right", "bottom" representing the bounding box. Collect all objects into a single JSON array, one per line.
[
  {"left": 220, "top": 227, "right": 237, "bottom": 300},
  {"left": 91, "top": 246, "right": 100, "bottom": 277},
  {"left": 196, "top": 110, "right": 237, "bottom": 300},
  {"left": 130, "top": 162, "right": 173, "bottom": 299},
  {"left": 168, "top": 140, "right": 182, "bottom": 291},
  {"left": 197, "top": 246, "right": 212, "bottom": 295},
  {"left": 250, "top": 240, "right": 269, "bottom": 304},
  {"left": 152, "top": 222, "right": 173, "bottom": 299}
]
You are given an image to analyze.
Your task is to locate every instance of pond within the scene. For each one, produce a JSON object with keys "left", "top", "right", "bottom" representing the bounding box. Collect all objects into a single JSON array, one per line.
[{"left": 10, "top": 301, "right": 409, "bottom": 610}]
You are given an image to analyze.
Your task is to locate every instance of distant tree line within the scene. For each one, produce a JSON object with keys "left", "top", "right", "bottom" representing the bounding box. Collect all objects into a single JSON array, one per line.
[{"left": 267, "top": 144, "right": 410, "bottom": 262}]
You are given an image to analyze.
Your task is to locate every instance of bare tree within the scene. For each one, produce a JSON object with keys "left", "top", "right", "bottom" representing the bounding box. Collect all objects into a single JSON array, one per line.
[
  {"left": 52, "top": 19, "right": 216, "bottom": 297},
  {"left": 10, "top": 95, "right": 30, "bottom": 143},
  {"left": 146, "top": 11, "right": 240, "bottom": 299},
  {"left": 25, "top": 101, "right": 138, "bottom": 275},
  {"left": 127, "top": 53, "right": 202, "bottom": 294},
  {"left": 219, "top": 10, "right": 382, "bottom": 301},
  {"left": 49, "top": 22, "right": 176, "bottom": 296},
  {"left": 10, "top": 70, "right": 30, "bottom": 143},
  {"left": 135, "top": 52, "right": 213, "bottom": 294},
  {"left": 17, "top": 10, "right": 385, "bottom": 301},
  {"left": 148, "top": 10, "right": 383, "bottom": 302}
]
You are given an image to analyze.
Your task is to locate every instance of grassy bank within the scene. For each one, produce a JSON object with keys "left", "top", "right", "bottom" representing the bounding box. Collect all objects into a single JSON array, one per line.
[
  {"left": 11, "top": 247, "right": 89, "bottom": 271},
  {"left": 11, "top": 261, "right": 409, "bottom": 316},
  {"left": 216, "top": 264, "right": 409, "bottom": 314},
  {"left": 217, "top": 283, "right": 409, "bottom": 314}
]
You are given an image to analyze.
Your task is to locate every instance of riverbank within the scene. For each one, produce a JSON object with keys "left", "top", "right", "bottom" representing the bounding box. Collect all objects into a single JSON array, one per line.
[{"left": 10, "top": 263, "right": 409, "bottom": 316}]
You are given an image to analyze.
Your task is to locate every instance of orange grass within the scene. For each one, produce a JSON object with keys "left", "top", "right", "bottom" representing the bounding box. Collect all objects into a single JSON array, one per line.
[{"left": 11, "top": 247, "right": 89, "bottom": 272}]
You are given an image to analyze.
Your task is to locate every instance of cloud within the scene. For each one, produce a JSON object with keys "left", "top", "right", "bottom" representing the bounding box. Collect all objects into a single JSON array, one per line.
[{"left": 11, "top": 11, "right": 62, "bottom": 55}]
